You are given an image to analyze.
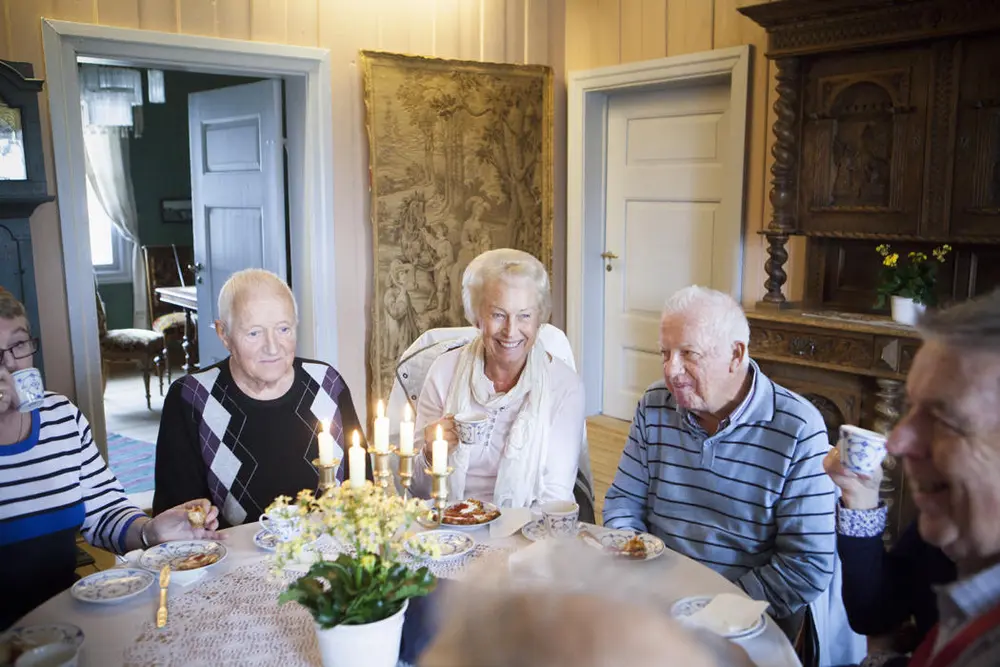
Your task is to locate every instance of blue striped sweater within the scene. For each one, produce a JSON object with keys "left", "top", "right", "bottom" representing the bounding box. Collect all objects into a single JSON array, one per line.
[
  {"left": 603, "top": 363, "right": 836, "bottom": 618},
  {"left": 1, "top": 393, "right": 145, "bottom": 627}
]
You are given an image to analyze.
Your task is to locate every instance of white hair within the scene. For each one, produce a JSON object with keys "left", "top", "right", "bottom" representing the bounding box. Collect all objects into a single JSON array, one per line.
[
  {"left": 662, "top": 285, "right": 750, "bottom": 356},
  {"left": 217, "top": 269, "right": 298, "bottom": 332},
  {"left": 461, "top": 248, "right": 551, "bottom": 326}
]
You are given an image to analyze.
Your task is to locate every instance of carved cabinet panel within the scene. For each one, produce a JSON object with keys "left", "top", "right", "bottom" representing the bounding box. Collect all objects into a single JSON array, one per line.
[
  {"left": 799, "top": 49, "right": 931, "bottom": 235},
  {"left": 951, "top": 36, "right": 1000, "bottom": 237},
  {"left": 750, "top": 325, "right": 873, "bottom": 371}
]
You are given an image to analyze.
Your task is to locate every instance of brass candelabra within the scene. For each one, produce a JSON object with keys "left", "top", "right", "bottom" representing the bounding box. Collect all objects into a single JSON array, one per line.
[
  {"left": 312, "top": 457, "right": 341, "bottom": 496},
  {"left": 366, "top": 445, "right": 397, "bottom": 494}
]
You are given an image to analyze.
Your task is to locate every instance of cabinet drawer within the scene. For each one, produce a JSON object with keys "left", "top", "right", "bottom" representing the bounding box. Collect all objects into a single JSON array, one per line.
[{"left": 750, "top": 325, "right": 874, "bottom": 371}]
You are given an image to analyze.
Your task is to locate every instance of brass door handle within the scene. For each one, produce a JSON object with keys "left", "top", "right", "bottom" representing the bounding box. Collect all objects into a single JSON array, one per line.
[{"left": 601, "top": 251, "right": 618, "bottom": 272}]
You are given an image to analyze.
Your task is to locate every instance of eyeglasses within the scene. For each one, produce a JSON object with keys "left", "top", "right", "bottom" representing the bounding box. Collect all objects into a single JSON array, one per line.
[{"left": 0, "top": 338, "right": 39, "bottom": 365}]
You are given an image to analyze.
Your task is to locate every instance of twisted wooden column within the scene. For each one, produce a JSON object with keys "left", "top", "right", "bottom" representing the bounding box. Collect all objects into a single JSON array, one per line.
[
  {"left": 759, "top": 57, "right": 800, "bottom": 309},
  {"left": 874, "top": 377, "right": 905, "bottom": 544}
]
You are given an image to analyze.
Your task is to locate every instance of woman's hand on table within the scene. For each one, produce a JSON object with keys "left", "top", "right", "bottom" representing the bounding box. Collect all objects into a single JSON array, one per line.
[
  {"left": 823, "top": 447, "right": 882, "bottom": 510},
  {"left": 146, "top": 499, "right": 225, "bottom": 544},
  {"left": 422, "top": 414, "right": 459, "bottom": 459}
]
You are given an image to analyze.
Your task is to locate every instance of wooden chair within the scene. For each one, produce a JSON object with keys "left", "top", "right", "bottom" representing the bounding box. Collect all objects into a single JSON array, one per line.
[
  {"left": 96, "top": 286, "right": 165, "bottom": 409},
  {"left": 142, "top": 244, "right": 196, "bottom": 380}
]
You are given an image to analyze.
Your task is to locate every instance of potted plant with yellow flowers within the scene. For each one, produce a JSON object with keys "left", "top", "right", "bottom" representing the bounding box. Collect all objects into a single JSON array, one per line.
[
  {"left": 875, "top": 243, "right": 951, "bottom": 325},
  {"left": 267, "top": 485, "right": 437, "bottom": 667}
]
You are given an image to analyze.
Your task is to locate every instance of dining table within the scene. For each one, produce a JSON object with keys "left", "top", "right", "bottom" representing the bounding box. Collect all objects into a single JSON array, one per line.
[{"left": 13, "top": 520, "right": 801, "bottom": 667}]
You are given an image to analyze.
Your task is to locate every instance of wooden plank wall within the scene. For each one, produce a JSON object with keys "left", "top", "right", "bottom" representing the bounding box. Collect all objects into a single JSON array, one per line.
[
  {"left": 0, "top": 0, "right": 565, "bottom": 418},
  {"left": 564, "top": 0, "right": 807, "bottom": 307}
]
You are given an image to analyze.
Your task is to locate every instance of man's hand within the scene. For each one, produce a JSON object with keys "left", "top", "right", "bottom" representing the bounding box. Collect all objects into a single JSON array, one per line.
[
  {"left": 146, "top": 499, "right": 224, "bottom": 544},
  {"left": 823, "top": 447, "right": 882, "bottom": 510}
]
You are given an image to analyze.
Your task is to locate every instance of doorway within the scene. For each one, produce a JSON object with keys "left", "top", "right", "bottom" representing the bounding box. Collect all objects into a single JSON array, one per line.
[
  {"left": 566, "top": 46, "right": 752, "bottom": 421},
  {"left": 42, "top": 20, "right": 338, "bottom": 481}
]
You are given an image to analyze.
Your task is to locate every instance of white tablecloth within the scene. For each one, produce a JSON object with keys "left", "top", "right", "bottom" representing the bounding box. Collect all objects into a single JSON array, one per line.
[{"left": 16, "top": 523, "right": 800, "bottom": 667}]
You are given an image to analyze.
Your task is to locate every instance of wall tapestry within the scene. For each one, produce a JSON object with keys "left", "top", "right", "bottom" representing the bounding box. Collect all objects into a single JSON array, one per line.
[{"left": 361, "top": 50, "right": 553, "bottom": 402}]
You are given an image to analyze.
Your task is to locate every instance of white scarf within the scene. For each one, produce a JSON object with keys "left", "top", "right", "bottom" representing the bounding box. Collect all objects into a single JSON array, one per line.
[{"left": 444, "top": 335, "right": 550, "bottom": 508}]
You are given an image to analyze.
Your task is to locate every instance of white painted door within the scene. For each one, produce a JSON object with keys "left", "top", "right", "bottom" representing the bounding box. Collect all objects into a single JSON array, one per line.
[
  {"left": 602, "top": 81, "right": 741, "bottom": 420},
  {"left": 189, "top": 79, "right": 287, "bottom": 367}
]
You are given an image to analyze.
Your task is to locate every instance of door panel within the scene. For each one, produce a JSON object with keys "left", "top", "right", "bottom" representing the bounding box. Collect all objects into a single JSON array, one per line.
[
  {"left": 189, "top": 79, "right": 287, "bottom": 367},
  {"left": 602, "top": 82, "right": 733, "bottom": 420}
]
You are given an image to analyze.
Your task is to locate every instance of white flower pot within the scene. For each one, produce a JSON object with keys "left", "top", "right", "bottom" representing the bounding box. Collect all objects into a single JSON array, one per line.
[
  {"left": 890, "top": 296, "right": 926, "bottom": 326},
  {"left": 314, "top": 599, "right": 408, "bottom": 667}
]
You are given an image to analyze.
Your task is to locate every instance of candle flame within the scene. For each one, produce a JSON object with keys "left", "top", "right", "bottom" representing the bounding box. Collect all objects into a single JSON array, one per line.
[
  {"left": 436, "top": 424, "right": 443, "bottom": 441},
  {"left": 403, "top": 403, "right": 412, "bottom": 421},
  {"left": 352, "top": 429, "right": 360, "bottom": 448},
  {"left": 376, "top": 399, "right": 384, "bottom": 418}
]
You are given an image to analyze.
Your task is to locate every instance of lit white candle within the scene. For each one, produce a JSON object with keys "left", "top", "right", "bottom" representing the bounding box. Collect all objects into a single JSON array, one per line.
[
  {"left": 373, "top": 399, "right": 389, "bottom": 453},
  {"left": 348, "top": 429, "right": 366, "bottom": 487},
  {"left": 432, "top": 424, "right": 448, "bottom": 474},
  {"left": 317, "top": 419, "right": 336, "bottom": 466},
  {"left": 398, "top": 403, "right": 415, "bottom": 456}
]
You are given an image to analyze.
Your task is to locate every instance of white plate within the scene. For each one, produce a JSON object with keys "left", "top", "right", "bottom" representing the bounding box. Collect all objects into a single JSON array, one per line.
[
  {"left": 0, "top": 623, "right": 85, "bottom": 658},
  {"left": 520, "top": 519, "right": 588, "bottom": 541},
  {"left": 670, "top": 596, "right": 767, "bottom": 640},
  {"left": 433, "top": 499, "right": 502, "bottom": 531},
  {"left": 597, "top": 530, "right": 666, "bottom": 561},
  {"left": 405, "top": 530, "right": 475, "bottom": 560},
  {"left": 253, "top": 529, "right": 321, "bottom": 552},
  {"left": 71, "top": 568, "right": 155, "bottom": 604},
  {"left": 138, "top": 540, "right": 228, "bottom": 573}
]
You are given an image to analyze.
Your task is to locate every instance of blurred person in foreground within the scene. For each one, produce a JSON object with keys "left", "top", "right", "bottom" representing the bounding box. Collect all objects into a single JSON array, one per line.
[
  {"left": 418, "top": 542, "right": 755, "bottom": 667},
  {"left": 886, "top": 290, "right": 1000, "bottom": 667}
]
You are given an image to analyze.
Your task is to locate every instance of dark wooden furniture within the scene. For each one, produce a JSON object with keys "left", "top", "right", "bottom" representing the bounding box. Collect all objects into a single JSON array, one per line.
[
  {"left": 0, "top": 60, "right": 52, "bottom": 373},
  {"left": 143, "top": 244, "right": 196, "bottom": 378},
  {"left": 154, "top": 285, "right": 198, "bottom": 373},
  {"left": 740, "top": 0, "right": 1000, "bottom": 541},
  {"left": 96, "top": 286, "right": 164, "bottom": 409}
]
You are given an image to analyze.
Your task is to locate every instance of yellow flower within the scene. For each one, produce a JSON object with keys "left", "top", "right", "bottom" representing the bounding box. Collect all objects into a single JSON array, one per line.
[
  {"left": 359, "top": 554, "right": 376, "bottom": 571},
  {"left": 876, "top": 244, "right": 890, "bottom": 256},
  {"left": 932, "top": 244, "right": 952, "bottom": 263},
  {"left": 883, "top": 253, "right": 899, "bottom": 268}
]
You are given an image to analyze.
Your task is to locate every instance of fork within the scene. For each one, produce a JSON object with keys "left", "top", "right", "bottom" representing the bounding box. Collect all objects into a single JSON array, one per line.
[{"left": 156, "top": 565, "right": 170, "bottom": 628}]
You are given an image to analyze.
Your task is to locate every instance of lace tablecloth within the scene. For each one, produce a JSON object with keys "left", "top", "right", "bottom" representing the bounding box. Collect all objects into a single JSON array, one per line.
[{"left": 122, "top": 544, "right": 508, "bottom": 666}]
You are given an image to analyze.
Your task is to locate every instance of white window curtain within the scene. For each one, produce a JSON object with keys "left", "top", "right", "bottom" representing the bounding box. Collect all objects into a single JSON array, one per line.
[{"left": 83, "top": 130, "right": 147, "bottom": 329}]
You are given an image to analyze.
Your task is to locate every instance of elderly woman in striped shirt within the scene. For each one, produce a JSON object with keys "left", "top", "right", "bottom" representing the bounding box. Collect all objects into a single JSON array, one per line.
[
  {"left": 603, "top": 286, "right": 836, "bottom": 627},
  {"left": 0, "top": 289, "right": 220, "bottom": 629}
]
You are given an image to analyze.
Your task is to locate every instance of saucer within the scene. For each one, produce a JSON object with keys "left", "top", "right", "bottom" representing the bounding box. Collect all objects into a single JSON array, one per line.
[
  {"left": 138, "top": 540, "right": 228, "bottom": 575},
  {"left": 0, "top": 623, "right": 85, "bottom": 658},
  {"left": 520, "top": 519, "right": 586, "bottom": 541},
  {"left": 405, "top": 530, "right": 475, "bottom": 560},
  {"left": 670, "top": 596, "right": 767, "bottom": 640},
  {"left": 71, "top": 568, "right": 155, "bottom": 604}
]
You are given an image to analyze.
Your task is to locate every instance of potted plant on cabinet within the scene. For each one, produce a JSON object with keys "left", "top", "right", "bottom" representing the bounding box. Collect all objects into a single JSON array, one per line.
[
  {"left": 875, "top": 243, "right": 951, "bottom": 325},
  {"left": 267, "top": 485, "right": 437, "bottom": 667}
]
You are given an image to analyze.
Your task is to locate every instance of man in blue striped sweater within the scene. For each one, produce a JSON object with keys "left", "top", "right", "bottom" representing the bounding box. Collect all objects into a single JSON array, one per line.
[{"left": 604, "top": 286, "right": 836, "bottom": 624}]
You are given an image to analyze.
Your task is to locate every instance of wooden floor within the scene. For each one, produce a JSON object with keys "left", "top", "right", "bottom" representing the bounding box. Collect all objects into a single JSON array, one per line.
[{"left": 586, "top": 414, "right": 631, "bottom": 522}]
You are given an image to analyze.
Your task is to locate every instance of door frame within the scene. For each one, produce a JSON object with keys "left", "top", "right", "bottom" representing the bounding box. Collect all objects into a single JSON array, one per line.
[
  {"left": 566, "top": 46, "right": 751, "bottom": 416},
  {"left": 42, "top": 19, "right": 337, "bottom": 455}
]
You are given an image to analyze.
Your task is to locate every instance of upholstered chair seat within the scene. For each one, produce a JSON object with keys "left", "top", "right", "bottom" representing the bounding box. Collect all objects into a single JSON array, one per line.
[{"left": 96, "top": 286, "right": 164, "bottom": 409}]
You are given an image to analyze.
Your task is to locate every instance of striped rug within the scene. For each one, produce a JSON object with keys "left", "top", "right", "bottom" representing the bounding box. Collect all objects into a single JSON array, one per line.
[{"left": 107, "top": 432, "right": 156, "bottom": 495}]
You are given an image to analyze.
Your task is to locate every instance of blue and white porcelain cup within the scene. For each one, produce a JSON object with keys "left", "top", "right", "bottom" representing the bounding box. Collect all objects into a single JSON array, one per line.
[
  {"left": 838, "top": 424, "right": 887, "bottom": 474},
  {"left": 258, "top": 506, "right": 302, "bottom": 542},
  {"left": 455, "top": 412, "right": 489, "bottom": 446},
  {"left": 541, "top": 500, "right": 579, "bottom": 538},
  {"left": 13, "top": 367, "right": 44, "bottom": 413}
]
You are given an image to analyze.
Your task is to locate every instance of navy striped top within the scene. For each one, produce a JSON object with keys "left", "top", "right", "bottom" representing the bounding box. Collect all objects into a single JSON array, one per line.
[{"left": 603, "top": 362, "right": 837, "bottom": 619}]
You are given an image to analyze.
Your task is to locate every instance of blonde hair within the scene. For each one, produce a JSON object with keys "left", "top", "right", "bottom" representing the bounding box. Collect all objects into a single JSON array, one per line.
[
  {"left": 461, "top": 249, "right": 551, "bottom": 326},
  {"left": 217, "top": 269, "right": 297, "bottom": 332},
  {"left": 0, "top": 287, "right": 28, "bottom": 328}
]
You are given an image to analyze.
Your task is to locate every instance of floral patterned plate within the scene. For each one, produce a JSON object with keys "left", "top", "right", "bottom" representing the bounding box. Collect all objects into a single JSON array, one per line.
[
  {"left": 71, "top": 568, "right": 155, "bottom": 604},
  {"left": 253, "top": 529, "right": 321, "bottom": 552},
  {"left": 670, "top": 596, "right": 766, "bottom": 640},
  {"left": 598, "top": 531, "right": 666, "bottom": 561},
  {"left": 138, "top": 540, "right": 228, "bottom": 573},
  {"left": 405, "top": 530, "right": 475, "bottom": 560},
  {"left": 0, "top": 623, "right": 85, "bottom": 661}
]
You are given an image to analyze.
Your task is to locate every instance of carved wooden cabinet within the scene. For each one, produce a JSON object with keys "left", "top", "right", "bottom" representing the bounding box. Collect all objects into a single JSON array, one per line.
[
  {"left": 800, "top": 48, "right": 930, "bottom": 235},
  {"left": 740, "top": 0, "right": 1000, "bottom": 542}
]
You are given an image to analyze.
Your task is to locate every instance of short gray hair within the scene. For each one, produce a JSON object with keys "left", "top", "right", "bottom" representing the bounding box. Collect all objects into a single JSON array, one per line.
[
  {"left": 217, "top": 269, "right": 297, "bottom": 332},
  {"left": 461, "top": 248, "right": 551, "bottom": 326},
  {"left": 662, "top": 285, "right": 750, "bottom": 351},
  {"left": 918, "top": 289, "right": 1000, "bottom": 351}
]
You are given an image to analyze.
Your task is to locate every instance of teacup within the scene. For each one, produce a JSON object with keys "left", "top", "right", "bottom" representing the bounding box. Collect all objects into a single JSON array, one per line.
[
  {"left": 541, "top": 500, "right": 579, "bottom": 538},
  {"left": 455, "top": 412, "right": 489, "bottom": 446},
  {"left": 13, "top": 367, "right": 44, "bottom": 413},
  {"left": 258, "top": 506, "right": 302, "bottom": 542},
  {"left": 15, "top": 642, "right": 79, "bottom": 667},
  {"left": 838, "top": 424, "right": 887, "bottom": 474}
]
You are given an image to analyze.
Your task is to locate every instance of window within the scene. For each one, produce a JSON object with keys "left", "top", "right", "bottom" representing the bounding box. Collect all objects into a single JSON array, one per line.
[{"left": 87, "top": 179, "right": 131, "bottom": 283}]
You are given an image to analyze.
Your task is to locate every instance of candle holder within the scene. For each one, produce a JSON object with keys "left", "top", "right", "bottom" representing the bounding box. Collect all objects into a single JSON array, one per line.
[
  {"left": 312, "top": 457, "right": 341, "bottom": 496},
  {"left": 367, "top": 445, "right": 397, "bottom": 494},
  {"left": 416, "top": 465, "right": 453, "bottom": 528},
  {"left": 396, "top": 448, "right": 419, "bottom": 500}
]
